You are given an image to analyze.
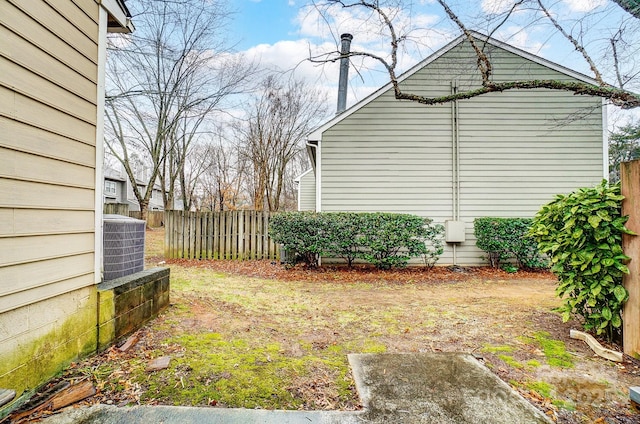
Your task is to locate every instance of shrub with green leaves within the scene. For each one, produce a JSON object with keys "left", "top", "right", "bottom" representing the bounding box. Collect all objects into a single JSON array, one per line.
[
  {"left": 269, "top": 212, "right": 444, "bottom": 269},
  {"left": 420, "top": 221, "right": 445, "bottom": 269},
  {"left": 474, "top": 218, "right": 546, "bottom": 269},
  {"left": 324, "top": 212, "right": 363, "bottom": 267},
  {"left": 358, "top": 213, "right": 436, "bottom": 269},
  {"left": 269, "top": 212, "right": 329, "bottom": 267},
  {"left": 529, "top": 180, "right": 632, "bottom": 340}
]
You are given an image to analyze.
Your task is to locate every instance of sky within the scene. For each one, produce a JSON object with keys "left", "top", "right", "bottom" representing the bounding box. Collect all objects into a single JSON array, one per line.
[
  {"left": 223, "top": 0, "right": 639, "bottom": 125},
  {"left": 232, "top": 1, "right": 299, "bottom": 50}
]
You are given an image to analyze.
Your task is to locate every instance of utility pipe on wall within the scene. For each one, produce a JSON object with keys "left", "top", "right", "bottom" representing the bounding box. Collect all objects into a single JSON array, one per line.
[{"left": 451, "top": 80, "right": 461, "bottom": 265}]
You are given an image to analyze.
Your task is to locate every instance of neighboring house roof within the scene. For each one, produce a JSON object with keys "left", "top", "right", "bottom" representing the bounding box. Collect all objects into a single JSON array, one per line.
[
  {"left": 104, "top": 166, "right": 126, "bottom": 182},
  {"left": 307, "top": 31, "right": 600, "bottom": 142}
]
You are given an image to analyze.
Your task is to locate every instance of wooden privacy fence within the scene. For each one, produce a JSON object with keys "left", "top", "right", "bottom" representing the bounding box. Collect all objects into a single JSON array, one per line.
[
  {"left": 103, "top": 204, "right": 164, "bottom": 227},
  {"left": 130, "top": 211, "right": 164, "bottom": 228},
  {"left": 164, "top": 210, "right": 279, "bottom": 260},
  {"left": 103, "top": 203, "right": 129, "bottom": 216}
]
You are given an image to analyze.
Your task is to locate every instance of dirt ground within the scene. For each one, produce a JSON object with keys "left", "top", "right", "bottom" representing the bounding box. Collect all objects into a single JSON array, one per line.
[{"left": 19, "top": 229, "right": 640, "bottom": 423}]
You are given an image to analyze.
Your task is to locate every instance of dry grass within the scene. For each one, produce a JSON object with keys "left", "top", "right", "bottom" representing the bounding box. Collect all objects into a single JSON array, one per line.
[{"left": 54, "top": 229, "right": 639, "bottom": 423}]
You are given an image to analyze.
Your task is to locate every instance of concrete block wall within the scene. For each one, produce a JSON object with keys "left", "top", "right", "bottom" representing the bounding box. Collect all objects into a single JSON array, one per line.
[
  {"left": 0, "top": 267, "right": 170, "bottom": 418},
  {"left": 0, "top": 287, "right": 98, "bottom": 403},
  {"left": 97, "top": 267, "right": 170, "bottom": 351}
]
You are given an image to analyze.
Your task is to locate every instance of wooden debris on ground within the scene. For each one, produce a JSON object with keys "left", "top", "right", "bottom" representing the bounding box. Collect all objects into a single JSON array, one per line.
[
  {"left": 9, "top": 380, "right": 95, "bottom": 422},
  {"left": 146, "top": 356, "right": 171, "bottom": 371},
  {"left": 570, "top": 329, "right": 623, "bottom": 362},
  {"left": 0, "top": 389, "right": 15, "bottom": 407},
  {"left": 118, "top": 332, "right": 141, "bottom": 352}
]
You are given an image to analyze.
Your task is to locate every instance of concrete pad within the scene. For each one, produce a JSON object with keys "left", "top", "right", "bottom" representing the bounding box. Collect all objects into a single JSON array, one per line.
[{"left": 348, "top": 352, "right": 552, "bottom": 424}]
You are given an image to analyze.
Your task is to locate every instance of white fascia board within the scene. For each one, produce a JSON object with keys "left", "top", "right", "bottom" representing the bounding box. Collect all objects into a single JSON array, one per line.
[
  {"left": 307, "top": 35, "right": 466, "bottom": 141},
  {"left": 100, "top": 0, "right": 133, "bottom": 32},
  {"left": 308, "top": 31, "right": 603, "bottom": 141},
  {"left": 467, "top": 31, "right": 599, "bottom": 86}
]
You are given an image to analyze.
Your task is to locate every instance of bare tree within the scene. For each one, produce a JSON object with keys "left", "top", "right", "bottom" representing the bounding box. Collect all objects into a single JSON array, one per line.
[
  {"left": 309, "top": 0, "right": 640, "bottom": 109},
  {"left": 104, "top": 0, "right": 254, "bottom": 220},
  {"left": 197, "top": 138, "right": 248, "bottom": 211},
  {"left": 609, "top": 120, "right": 640, "bottom": 182},
  {"left": 237, "top": 75, "right": 329, "bottom": 211}
]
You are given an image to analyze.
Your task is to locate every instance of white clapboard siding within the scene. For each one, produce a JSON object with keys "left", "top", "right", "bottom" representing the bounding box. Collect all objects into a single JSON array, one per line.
[
  {"left": 0, "top": 0, "right": 100, "bottom": 312},
  {"left": 317, "top": 37, "right": 603, "bottom": 265}
]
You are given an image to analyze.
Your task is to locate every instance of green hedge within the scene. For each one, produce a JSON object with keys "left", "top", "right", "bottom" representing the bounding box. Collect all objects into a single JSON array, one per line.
[
  {"left": 474, "top": 217, "right": 546, "bottom": 270},
  {"left": 269, "top": 212, "right": 444, "bottom": 269}
]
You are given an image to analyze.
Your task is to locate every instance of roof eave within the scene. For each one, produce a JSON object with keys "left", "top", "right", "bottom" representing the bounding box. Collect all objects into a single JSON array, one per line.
[
  {"left": 102, "top": 0, "right": 134, "bottom": 33},
  {"left": 307, "top": 31, "right": 604, "bottom": 141}
]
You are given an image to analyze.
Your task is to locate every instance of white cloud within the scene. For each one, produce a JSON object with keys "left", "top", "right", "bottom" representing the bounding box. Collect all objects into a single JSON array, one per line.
[
  {"left": 493, "top": 26, "right": 545, "bottom": 55},
  {"left": 481, "top": 0, "right": 514, "bottom": 15},
  {"left": 238, "top": 2, "right": 455, "bottom": 110},
  {"left": 562, "top": 0, "right": 607, "bottom": 13}
]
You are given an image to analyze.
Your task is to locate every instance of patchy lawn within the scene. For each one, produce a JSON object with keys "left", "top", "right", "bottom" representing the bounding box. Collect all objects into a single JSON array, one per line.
[{"left": 58, "top": 230, "right": 639, "bottom": 423}]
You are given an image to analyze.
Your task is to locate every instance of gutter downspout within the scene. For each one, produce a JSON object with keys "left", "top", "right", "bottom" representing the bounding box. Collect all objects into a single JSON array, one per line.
[
  {"left": 602, "top": 99, "right": 609, "bottom": 181},
  {"left": 305, "top": 139, "right": 321, "bottom": 266},
  {"left": 95, "top": 7, "right": 108, "bottom": 284},
  {"left": 305, "top": 139, "right": 320, "bottom": 212}
]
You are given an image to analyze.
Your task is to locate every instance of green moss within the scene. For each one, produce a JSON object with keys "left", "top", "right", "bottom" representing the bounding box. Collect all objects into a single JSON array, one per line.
[
  {"left": 524, "top": 380, "right": 576, "bottom": 410},
  {"left": 526, "top": 359, "right": 541, "bottom": 368},
  {"left": 0, "top": 289, "right": 98, "bottom": 411},
  {"left": 131, "top": 332, "right": 356, "bottom": 409},
  {"left": 519, "top": 332, "right": 574, "bottom": 368},
  {"left": 552, "top": 399, "right": 576, "bottom": 410},
  {"left": 482, "top": 344, "right": 514, "bottom": 353},
  {"left": 498, "top": 354, "right": 524, "bottom": 369},
  {"left": 526, "top": 380, "right": 554, "bottom": 398}
]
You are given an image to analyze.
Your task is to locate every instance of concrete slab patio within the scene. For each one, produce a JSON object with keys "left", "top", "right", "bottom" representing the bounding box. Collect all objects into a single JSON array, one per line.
[
  {"left": 40, "top": 353, "right": 551, "bottom": 424},
  {"left": 348, "top": 353, "right": 551, "bottom": 424}
]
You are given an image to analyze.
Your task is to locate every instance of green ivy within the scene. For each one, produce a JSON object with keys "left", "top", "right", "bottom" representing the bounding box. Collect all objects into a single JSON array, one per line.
[
  {"left": 474, "top": 218, "right": 547, "bottom": 269},
  {"left": 529, "top": 180, "right": 633, "bottom": 340}
]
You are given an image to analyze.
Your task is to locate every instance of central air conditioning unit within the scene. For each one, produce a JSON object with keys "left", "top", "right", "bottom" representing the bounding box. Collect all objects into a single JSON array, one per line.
[{"left": 103, "top": 214, "right": 146, "bottom": 281}]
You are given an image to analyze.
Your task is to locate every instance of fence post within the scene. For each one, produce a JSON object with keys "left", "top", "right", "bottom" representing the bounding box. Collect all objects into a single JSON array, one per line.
[
  {"left": 164, "top": 211, "right": 172, "bottom": 259},
  {"left": 195, "top": 212, "right": 202, "bottom": 260},
  {"left": 621, "top": 160, "right": 640, "bottom": 357}
]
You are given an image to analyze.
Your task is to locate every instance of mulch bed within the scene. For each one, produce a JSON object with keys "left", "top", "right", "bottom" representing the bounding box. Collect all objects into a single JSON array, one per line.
[{"left": 165, "top": 259, "right": 555, "bottom": 285}]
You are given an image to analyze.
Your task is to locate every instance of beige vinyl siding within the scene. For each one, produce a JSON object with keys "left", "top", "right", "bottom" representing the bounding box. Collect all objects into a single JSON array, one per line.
[
  {"left": 298, "top": 169, "right": 316, "bottom": 211},
  {"left": 0, "top": 0, "right": 99, "bottom": 311},
  {"left": 318, "top": 39, "right": 603, "bottom": 265},
  {"left": 0, "top": 117, "right": 95, "bottom": 167}
]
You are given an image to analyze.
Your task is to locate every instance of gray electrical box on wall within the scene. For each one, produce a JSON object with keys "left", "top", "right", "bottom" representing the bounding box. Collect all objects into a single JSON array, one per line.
[{"left": 445, "top": 220, "right": 466, "bottom": 243}]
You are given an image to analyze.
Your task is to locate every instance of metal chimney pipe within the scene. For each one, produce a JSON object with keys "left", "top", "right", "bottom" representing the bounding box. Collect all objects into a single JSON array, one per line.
[{"left": 336, "top": 33, "right": 353, "bottom": 114}]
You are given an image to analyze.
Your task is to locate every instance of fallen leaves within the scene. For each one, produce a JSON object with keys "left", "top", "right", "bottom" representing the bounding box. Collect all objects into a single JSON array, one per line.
[{"left": 166, "top": 259, "right": 554, "bottom": 286}]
